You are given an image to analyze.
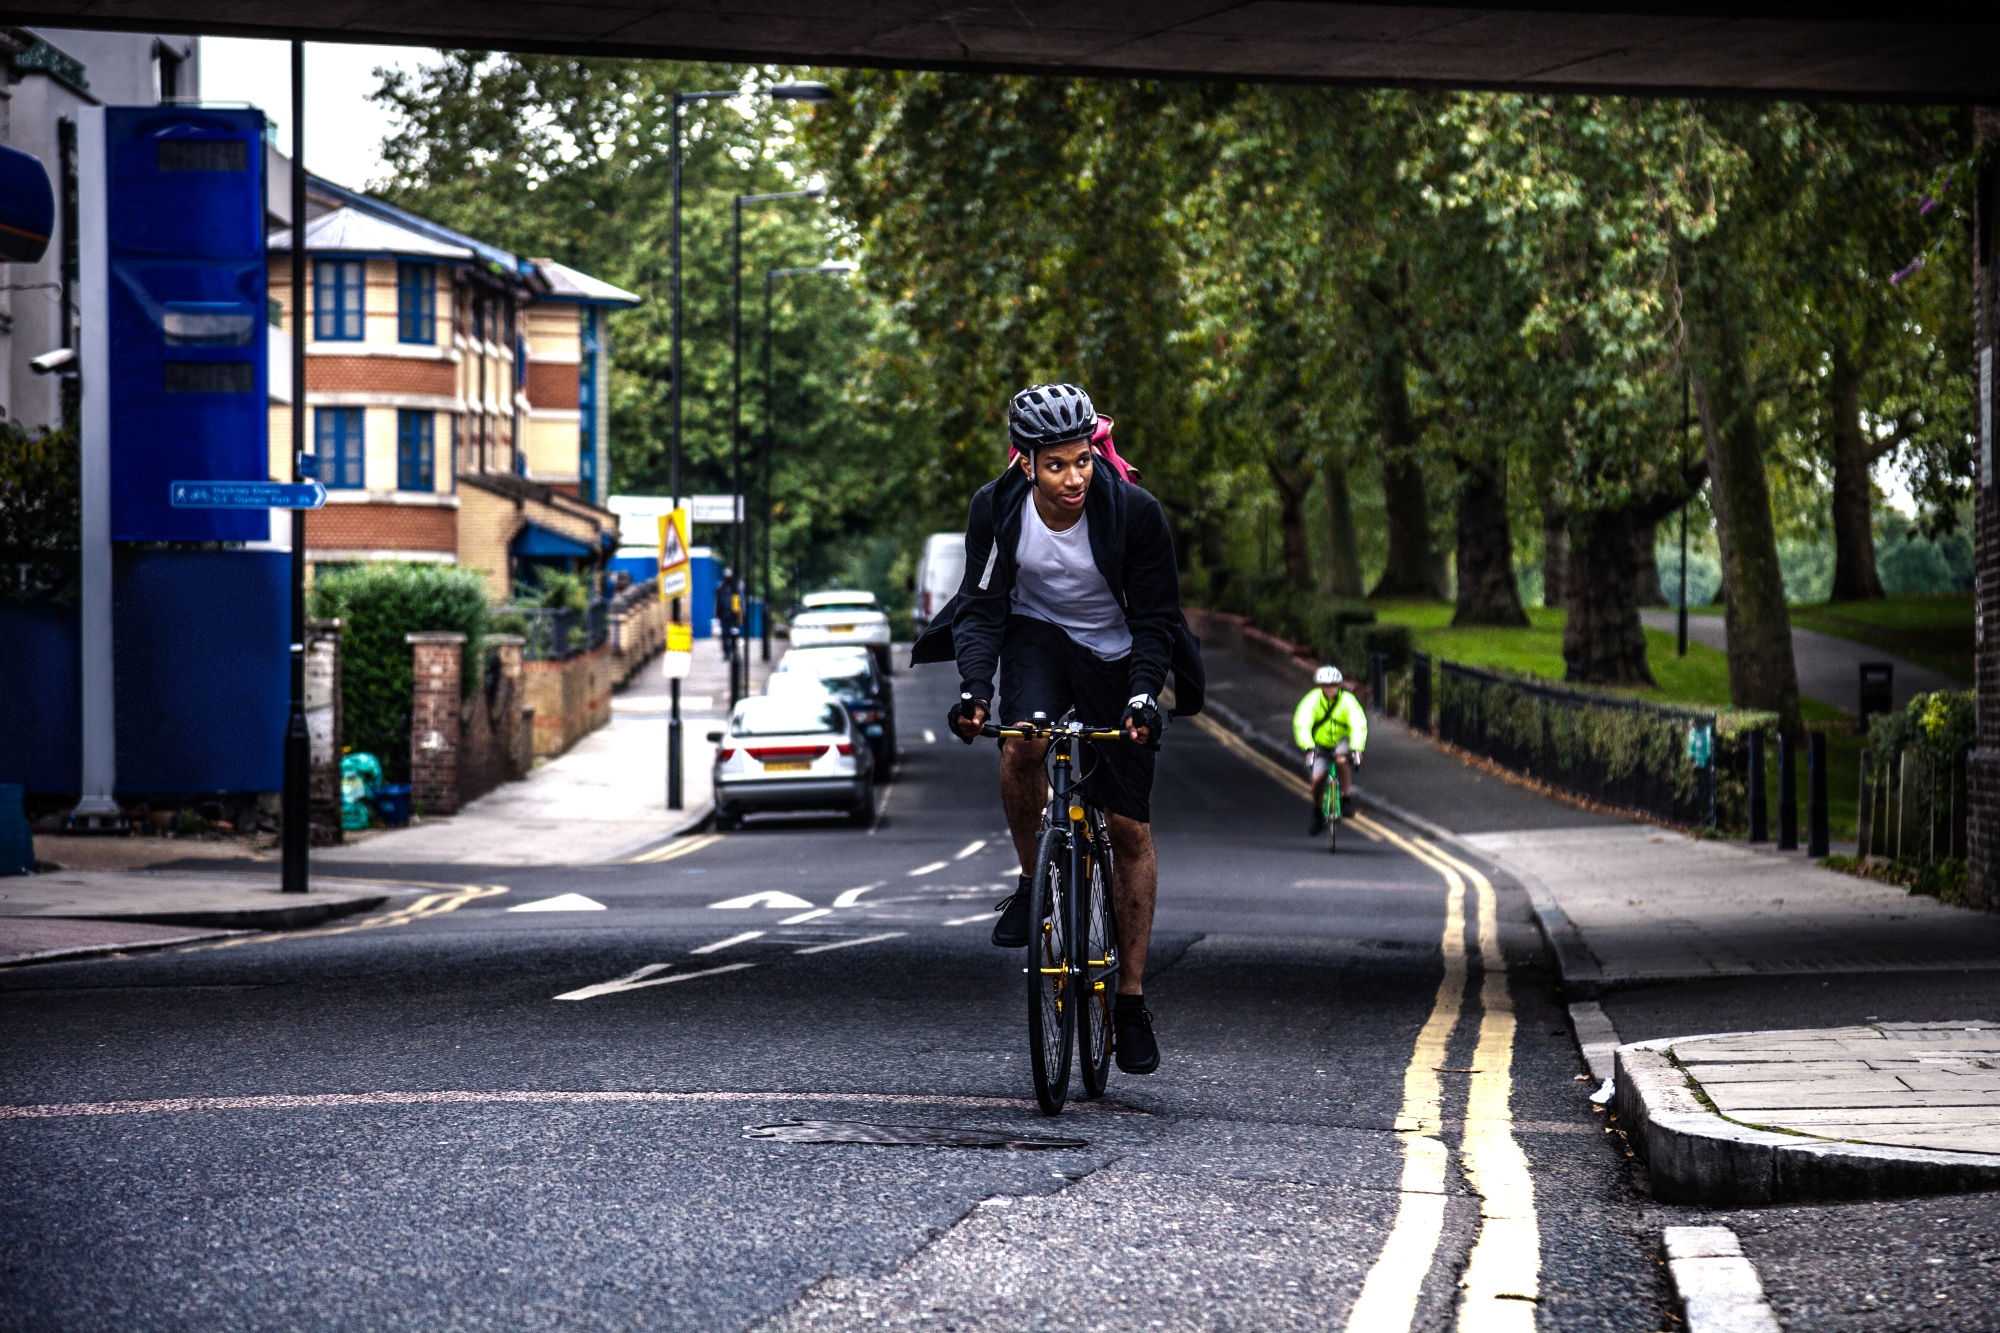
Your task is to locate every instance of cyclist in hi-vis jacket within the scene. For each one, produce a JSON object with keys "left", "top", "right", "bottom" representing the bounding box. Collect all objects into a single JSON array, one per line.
[{"left": 1294, "top": 665, "right": 1367, "bottom": 836}]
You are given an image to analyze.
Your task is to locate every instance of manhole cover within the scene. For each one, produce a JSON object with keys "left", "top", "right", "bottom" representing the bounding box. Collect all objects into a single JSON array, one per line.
[{"left": 744, "top": 1119, "right": 1088, "bottom": 1149}]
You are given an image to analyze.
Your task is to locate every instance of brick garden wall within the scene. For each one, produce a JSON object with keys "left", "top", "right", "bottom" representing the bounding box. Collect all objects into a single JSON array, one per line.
[
  {"left": 405, "top": 632, "right": 534, "bottom": 817},
  {"left": 306, "top": 503, "right": 457, "bottom": 554},
  {"left": 523, "top": 644, "right": 612, "bottom": 757}
]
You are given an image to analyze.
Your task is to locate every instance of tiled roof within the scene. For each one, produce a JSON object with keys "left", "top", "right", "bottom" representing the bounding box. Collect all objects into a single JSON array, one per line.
[{"left": 531, "top": 258, "right": 641, "bottom": 308}]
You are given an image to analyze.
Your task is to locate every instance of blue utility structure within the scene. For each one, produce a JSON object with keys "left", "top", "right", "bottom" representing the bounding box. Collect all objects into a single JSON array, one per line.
[
  {"left": 0, "top": 143, "right": 55, "bottom": 263},
  {"left": 106, "top": 106, "right": 268, "bottom": 543}
]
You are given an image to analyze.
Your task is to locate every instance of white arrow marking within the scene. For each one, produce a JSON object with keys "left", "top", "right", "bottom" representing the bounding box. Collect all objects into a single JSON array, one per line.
[
  {"left": 691, "top": 931, "right": 765, "bottom": 955},
  {"left": 943, "top": 913, "right": 991, "bottom": 926},
  {"left": 794, "top": 932, "right": 907, "bottom": 955},
  {"left": 832, "top": 882, "right": 885, "bottom": 908},
  {"left": 780, "top": 908, "right": 832, "bottom": 924},
  {"left": 709, "top": 891, "right": 814, "bottom": 910},
  {"left": 953, "top": 839, "right": 987, "bottom": 860},
  {"left": 555, "top": 963, "right": 754, "bottom": 1001},
  {"left": 507, "top": 893, "right": 608, "bottom": 913},
  {"left": 907, "top": 861, "right": 948, "bottom": 877}
]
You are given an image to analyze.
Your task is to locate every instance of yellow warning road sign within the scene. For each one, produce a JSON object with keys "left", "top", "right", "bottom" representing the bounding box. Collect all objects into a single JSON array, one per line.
[{"left": 658, "top": 507, "right": 691, "bottom": 599}]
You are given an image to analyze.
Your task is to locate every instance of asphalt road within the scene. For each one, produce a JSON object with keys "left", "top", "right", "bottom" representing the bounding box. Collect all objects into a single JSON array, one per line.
[{"left": 6, "top": 663, "right": 1675, "bottom": 1331}]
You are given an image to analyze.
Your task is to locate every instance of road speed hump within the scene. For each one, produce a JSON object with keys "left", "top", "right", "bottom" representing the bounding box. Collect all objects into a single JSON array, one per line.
[
  {"left": 664, "top": 621, "right": 693, "bottom": 680},
  {"left": 658, "top": 507, "right": 692, "bottom": 599}
]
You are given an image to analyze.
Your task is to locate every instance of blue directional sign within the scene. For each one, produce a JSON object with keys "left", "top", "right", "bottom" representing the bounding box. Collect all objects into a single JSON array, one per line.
[{"left": 169, "top": 480, "right": 326, "bottom": 510}]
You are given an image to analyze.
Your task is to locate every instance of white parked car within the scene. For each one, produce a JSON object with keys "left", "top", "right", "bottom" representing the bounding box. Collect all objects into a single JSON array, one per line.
[
  {"left": 773, "top": 645, "right": 896, "bottom": 781},
  {"left": 709, "top": 695, "right": 874, "bottom": 830},
  {"left": 912, "top": 532, "right": 965, "bottom": 637},
  {"left": 788, "top": 589, "right": 893, "bottom": 674}
]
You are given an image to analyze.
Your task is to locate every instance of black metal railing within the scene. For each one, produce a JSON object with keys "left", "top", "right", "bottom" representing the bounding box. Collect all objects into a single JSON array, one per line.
[{"left": 1436, "top": 661, "right": 1717, "bottom": 827}]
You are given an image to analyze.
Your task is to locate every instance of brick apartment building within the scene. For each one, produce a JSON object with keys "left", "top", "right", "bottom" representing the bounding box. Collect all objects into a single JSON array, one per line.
[{"left": 268, "top": 178, "right": 640, "bottom": 599}]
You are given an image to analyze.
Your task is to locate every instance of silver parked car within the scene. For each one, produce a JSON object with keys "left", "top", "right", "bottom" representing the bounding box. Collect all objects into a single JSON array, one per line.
[
  {"left": 788, "top": 590, "right": 893, "bottom": 674},
  {"left": 709, "top": 694, "right": 874, "bottom": 831}
]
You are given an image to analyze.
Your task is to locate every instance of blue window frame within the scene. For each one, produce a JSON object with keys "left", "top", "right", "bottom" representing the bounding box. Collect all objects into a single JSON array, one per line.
[
  {"left": 316, "top": 407, "right": 364, "bottom": 489},
  {"left": 313, "top": 259, "right": 364, "bottom": 341},
  {"left": 397, "top": 410, "right": 435, "bottom": 491},
  {"left": 397, "top": 262, "right": 435, "bottom": 344},
  {"left": 579, "top": 308, "right": 599, "bottom": 502}
]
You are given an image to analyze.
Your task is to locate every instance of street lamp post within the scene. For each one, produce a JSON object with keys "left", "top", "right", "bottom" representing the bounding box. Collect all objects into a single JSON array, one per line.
[
  {"left": 667, "top": 80, "right": 830, "bottom": 810},
  {"left": 732, "top": 185, "right": 824, "bottom": 705},
  {"left": 761, "top": 261, "right": 859, "bottom": 663},
  {"left": 283, "top": 41, "right": 310, "bottom": 893}
]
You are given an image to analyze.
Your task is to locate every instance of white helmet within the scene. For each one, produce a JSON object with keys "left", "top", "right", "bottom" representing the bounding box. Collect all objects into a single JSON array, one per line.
[{"left": 1314, "top": 665, "right": 1343, "bottom": 686}]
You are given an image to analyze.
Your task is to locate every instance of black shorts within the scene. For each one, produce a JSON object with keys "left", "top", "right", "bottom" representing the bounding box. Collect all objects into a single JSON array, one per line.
[{"left": 997, "top": 615, "right": 1155, "bottom": 824}]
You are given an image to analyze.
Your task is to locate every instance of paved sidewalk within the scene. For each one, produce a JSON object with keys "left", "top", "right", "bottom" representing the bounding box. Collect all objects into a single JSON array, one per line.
[
  {"left": 1639, "top": 609, "right": 1961, "bottom": 712},
  {"left": 317, "top": 635, "right": 765, "bottom": 867}
]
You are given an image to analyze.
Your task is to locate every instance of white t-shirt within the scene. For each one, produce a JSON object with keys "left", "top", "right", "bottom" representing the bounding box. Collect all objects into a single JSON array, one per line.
[{"left": 1012, "top": 500, "right": 1133, "bottom": 660}]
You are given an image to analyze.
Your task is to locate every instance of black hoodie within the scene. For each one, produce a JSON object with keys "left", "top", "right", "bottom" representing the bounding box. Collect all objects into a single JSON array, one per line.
[{"left": 909, "top": 464, "right": 1205, "bottom": 718}]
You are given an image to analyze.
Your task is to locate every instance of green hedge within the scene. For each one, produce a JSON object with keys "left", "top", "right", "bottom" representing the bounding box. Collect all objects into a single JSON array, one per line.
[{"left": 310, "top": 564, "right": 490, "bottom": 782}]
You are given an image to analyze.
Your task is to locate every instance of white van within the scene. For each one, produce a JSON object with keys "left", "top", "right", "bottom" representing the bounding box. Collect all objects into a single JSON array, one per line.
[{"left": 912, "top": 532, "right": 966, "bottom": 637}]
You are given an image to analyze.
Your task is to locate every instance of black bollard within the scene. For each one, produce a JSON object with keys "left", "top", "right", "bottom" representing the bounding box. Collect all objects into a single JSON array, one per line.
[
  {"left": 1778, "top": 731, "right": 1798, "bottom": 850},
  {"left": 1748, "top": 730, "right": 1768, "bottom": 842},
  {"left": 1807, "top": 730, "right": 1829, "bottom": 857}
]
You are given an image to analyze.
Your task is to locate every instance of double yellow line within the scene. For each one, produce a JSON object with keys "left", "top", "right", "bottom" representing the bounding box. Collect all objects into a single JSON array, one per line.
[
  {"left": 178, "top": 880, "right": 509, "bottom": 953},
  {"left": 1189, "top": 711, "right": 1538, "bottom": 1329},
  {"left": 626, "top": 832, "right": 724, "bottom": 865}
]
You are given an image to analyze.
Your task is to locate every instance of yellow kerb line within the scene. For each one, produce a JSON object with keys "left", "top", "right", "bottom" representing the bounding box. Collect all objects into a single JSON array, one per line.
[
  {"left": 629, "top": 833, "right": 724, "bottom": 864},
  {"left": 176, "top": 883, "right": 509, "bottom": 953}
]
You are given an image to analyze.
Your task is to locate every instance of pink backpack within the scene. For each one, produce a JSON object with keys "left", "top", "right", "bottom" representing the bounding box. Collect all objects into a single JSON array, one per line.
[{"left": 1009, "top": 414, "right": 1142, "bottom": 483}]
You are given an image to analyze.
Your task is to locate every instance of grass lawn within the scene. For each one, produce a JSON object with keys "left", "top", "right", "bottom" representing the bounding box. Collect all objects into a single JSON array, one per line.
[
  {"left": 1789, "top": 595, "right": 1972, "bottom": 683},
  {"left": 1373, "top": 600, "right": 1864, "bottom": 840}
]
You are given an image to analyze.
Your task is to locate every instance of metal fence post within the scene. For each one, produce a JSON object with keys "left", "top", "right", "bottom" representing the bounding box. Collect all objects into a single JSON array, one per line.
[
  {"left": 1857, "top": 747, "right": 1875, "bottom": 859},
  {"left": 1807, "top": 730, "right": 1829, "bottom": 857},
  {"left": 1748, "top": 730, "right": 1768, "bottom": 842},
  {"left": 1368, "top": 652, "right": 1388, "bottom": 718},
  {"left": 1410, "top": 651, "right": 1432, "bottom": 734},
  {"left": 1778, "top": 731, "right": 1799, "bottom": 850}
]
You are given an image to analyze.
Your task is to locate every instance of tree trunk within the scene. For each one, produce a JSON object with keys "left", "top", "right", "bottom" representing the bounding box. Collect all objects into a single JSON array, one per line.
[
  {"left": 1632, "top": 515, "right": 1668, "bottom": 606},
  {"left": 1323, "top": 452, "right": 1363, "bottom": 598},
  {"left": 1541, "top": 498, "right": 1568, "bottom": 609},
  {"left": 1695, "top": 302, "right": 1804, "bottom": 736},
  {"left": 1562, "top": 507, "right": 1655, "bottom": 686},
  {"left": 1267, "top": 455, "right": 1316, "bottom": 593},
  {"left": 1453, "top": 457, "right": 1529, "bottom": 626},
  {"left": 1827, "top": 341, "right": 1885, "bottom": 602},
  {"left": 1366, "top": 339, "right": 1447, "bottom": 600}
]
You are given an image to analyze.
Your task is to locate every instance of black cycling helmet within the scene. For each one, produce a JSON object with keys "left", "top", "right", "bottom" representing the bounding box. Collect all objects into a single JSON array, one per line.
[{"left": 1007, "top": 383, "right": 1097, "bottom": 452}]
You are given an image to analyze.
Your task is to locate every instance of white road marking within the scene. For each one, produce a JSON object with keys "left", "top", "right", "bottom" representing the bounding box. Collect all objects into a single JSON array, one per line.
[
  {"left": 953, "top": 839, "right": 987, "bottom": 860},
  {"left": 555, "top": 962, "right": 753, "bottom": 1001},
  {"left": 832, "top": 882, "right": 885, "bottom": 908},
  {"left": 922, "top": 729, "right": 937, "bottom": 743},
  {"left": 710, "top": 891, "right": 814, "bottom": 910},
  {"left": 629, "top": 833, "right": 723, "bottom": 864},
  {"left": 691, "top": 931, "right": 765, "bottom": 954},
  {"left": 779, "top": 908, "right": 833, "bottom": 924},
  {"left": 793, "top": 932, "right": 907, "bottom": 955},
  {"left": 907, "top": 861, "right": 949, "bottom": 877},
  {"left": 507, "top": 893, "right": 607, "bottom": 913},
  {"left": 943, "top": 913, "right": 990, "bottom": 927}
]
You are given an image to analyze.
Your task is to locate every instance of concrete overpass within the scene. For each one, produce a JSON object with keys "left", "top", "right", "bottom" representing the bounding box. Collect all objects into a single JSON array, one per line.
[{"left": 3, "top": 3, "right": 1997, "bottom": 100}]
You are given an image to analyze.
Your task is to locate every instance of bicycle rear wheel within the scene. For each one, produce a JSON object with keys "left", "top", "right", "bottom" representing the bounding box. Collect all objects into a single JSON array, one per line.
[
  {"left": 1327, "top": 785, "right": 1340, "bottom": 854},
  {"left": 1077, "top": 821, "right": 1119, "bottom": 1098},
  {"left": 1026, "top": 821, "right": 1076, "bottom": 1115}
]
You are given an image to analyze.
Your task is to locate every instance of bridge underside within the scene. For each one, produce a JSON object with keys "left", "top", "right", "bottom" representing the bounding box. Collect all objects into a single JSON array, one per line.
[{"left": 8, "top": 3, "right": 1997, "bottom": 99}]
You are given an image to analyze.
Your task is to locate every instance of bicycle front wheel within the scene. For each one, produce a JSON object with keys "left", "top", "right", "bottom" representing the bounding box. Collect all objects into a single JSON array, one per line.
[
  {"left": 1026, "top": 822, "right": 1076, "bottom": 1115},
  {"left": 1077, "top": 823, "right": 1119, "bottom": 1099}
]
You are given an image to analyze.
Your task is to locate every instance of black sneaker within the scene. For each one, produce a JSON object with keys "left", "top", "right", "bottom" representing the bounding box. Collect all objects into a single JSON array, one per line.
[
  {"left": 991, "top": 875, "right": 1034, "bottom": 948},
  {"left": 1113, "top": 996, "right": 1159, "bottom": 1074},
  {"left": 1309, "top": 813, "right": 1327, "bottom": 837}
]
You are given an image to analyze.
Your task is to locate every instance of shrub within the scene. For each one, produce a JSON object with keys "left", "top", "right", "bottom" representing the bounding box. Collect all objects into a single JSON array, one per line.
[
  {"left": 0, "top": 417, "right": 79, "bottom": 603},
  {"left": 310, "top": 563, "right": 491, "bottom": 782}
]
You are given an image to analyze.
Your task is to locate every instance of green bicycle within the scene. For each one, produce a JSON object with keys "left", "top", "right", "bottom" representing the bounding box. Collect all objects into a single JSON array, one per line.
[
  {"left": 1316, "top": 752, "right": 1344, "bottom": 854},
  {"left": 982, "top": 713, "right": 1127, "bottom": 1114}
]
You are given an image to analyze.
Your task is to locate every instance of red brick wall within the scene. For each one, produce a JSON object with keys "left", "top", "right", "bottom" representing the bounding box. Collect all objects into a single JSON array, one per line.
[
  {"left": 310, "top": 356, "right": 457, "bottom": 398},
  {"left": 305, "top": 504, "right": 456, "bottom": 553},
  {"left": 527, "top": 361, "right": 579, "bottom": 410},
  {"left": 408, "top": 634, "right": 465, "bottom": 814}
]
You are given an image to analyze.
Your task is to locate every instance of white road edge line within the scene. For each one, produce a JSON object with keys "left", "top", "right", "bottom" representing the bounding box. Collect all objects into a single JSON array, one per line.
[
  {"left": 907, "top": 861, "right": 949, "bottom": 877},
  {"left": 692, "top": 931, "right": 765, "bottom": 955},
  {"left": 1663, "top": 1227, "right": 1783, "bottom": 1333},
  {"left": 779, "top": 908, "right": 833, "bottom": 925},
  {"left": 554, "top": 963, "right": 755, "bottom": 1001},
  {"left": 794, "top": 932, "right": 907, "bottom": 955},
  {"left": 832, "top": 882, "right": 886, "bottom": 908},
  {"left": 953, "top": 839, "right": 987, "bottom": 860}
]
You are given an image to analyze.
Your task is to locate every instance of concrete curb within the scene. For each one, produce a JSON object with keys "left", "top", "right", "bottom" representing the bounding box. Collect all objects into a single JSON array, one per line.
[
  {"left": 65, "top": 894, "right": 389, "bottom": 930},
  {"left": 595, "top": 799, "right": 716, "bottom": 864},
  {"left": 0, "top": 929, "right": 254, "bottom": 968},
  {"left": 1663, "top": 1227, "right": 1782, "bottom": 1333},
  {"left": 1615, "top": 1036, "right": 2000, "bottom": 1205}
]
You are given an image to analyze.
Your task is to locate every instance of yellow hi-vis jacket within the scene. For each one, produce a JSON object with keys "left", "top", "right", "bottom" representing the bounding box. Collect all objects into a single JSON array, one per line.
[{"left": 1293, "top": 687, "right": 1367, "bottom": 754}]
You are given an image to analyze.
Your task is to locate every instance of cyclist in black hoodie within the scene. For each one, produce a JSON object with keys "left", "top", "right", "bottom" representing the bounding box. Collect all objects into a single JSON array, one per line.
[{"left": 912, "top": 383, "right": 1204, "bottom": 1075}]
